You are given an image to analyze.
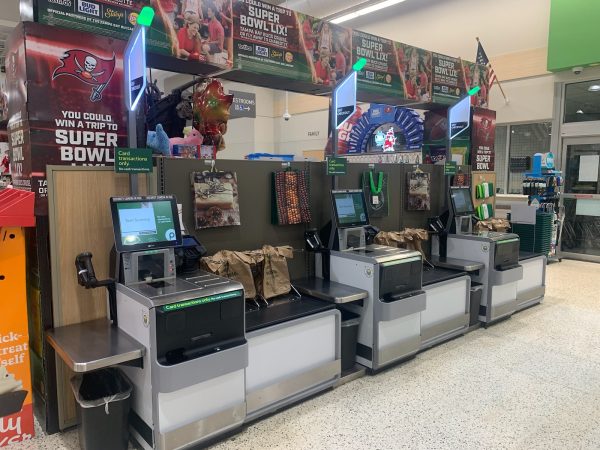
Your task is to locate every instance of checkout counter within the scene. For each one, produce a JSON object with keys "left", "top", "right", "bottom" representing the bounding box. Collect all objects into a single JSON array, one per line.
[{"left": 433, "top": 187, "right": 524, "bottom": 325}]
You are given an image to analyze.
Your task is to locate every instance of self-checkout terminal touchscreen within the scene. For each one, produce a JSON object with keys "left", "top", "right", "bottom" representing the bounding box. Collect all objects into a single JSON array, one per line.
[
  {"left": 332, "top": 190, "right": 370, "bottom": 228},
  {"left": 110, "top": 196, "right": 182, "bottom": 252},
  {"left": 450, "top": 187, "right": 475, "bottom": 216}
]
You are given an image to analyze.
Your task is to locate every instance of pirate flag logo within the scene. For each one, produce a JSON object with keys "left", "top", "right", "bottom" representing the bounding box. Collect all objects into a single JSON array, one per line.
[{"left": 52, "top": 50, "right": 116, "bottom": 102}]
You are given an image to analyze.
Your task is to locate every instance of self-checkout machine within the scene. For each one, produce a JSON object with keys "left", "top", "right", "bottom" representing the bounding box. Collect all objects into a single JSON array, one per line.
[{"left": 430, "top": 92, "right": 523, "bottom": 325}]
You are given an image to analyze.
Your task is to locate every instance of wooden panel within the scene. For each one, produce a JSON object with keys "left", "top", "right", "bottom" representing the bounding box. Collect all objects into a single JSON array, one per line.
[
  {"left": 491, "top": 47, "right": 549, "bottom": 81},
  {"left": 303, "top": 150, "right": 325, "bottom": 161},
  {"left": 471, "top": 171, "right": 497, "bottom": 214},
  {"left": 48, "top": 168, "right": 148, "bottom": 429}
]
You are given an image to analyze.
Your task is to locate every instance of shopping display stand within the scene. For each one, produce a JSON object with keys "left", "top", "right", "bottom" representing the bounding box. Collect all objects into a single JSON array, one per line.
[{"left": 0, "top": 189, "right": 35, "bottom": 446}]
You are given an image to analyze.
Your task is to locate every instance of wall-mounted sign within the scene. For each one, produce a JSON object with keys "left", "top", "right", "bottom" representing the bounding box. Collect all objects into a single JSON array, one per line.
[
  {"left": 444, "top": 161, "right": 457, "bottom": 175},
  {"left": 229, "top": 90, "right": 256, "bottom": 119},
  {"left": 114, "top": 148, "right": 153, "bottom": 173},
  {"left": 326, "top": 156, "right": 347, "bottom": 175}
]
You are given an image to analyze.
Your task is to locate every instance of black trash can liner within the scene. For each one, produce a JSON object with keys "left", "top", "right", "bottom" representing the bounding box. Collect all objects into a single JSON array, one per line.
[
  {"left": 71, "top": 368, "right": 132, "bottom": 450},
  {"left": 340, "top": 310, "right": 360, "bottom": 372}
]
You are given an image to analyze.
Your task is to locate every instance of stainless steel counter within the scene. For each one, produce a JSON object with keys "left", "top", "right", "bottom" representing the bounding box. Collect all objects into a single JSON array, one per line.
[
  {"left": 46, "top": 319, "right": 145, "bottom": 373},
  {"left": 293, "top": 278, "right": 368, "bottom": 304}
]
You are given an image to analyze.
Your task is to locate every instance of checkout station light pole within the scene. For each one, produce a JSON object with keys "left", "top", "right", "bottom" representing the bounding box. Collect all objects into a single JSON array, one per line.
[{"left": 124, "top": 6, "right": 154, "bottom": 195}]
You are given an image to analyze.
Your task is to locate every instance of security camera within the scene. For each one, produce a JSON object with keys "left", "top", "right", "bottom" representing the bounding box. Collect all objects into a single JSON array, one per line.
[
  {"left": 572, "top": 66, "right": 584, "bottom": 75},
  {"left": 283, "top": 112, "right": 292, "bottom": 121}
]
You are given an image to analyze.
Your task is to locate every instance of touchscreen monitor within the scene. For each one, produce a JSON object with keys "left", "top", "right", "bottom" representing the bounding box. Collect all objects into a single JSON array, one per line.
[
  {"left": 450, "top": 187, "right": 475, "bottom": 216},
  {"left": 110, "top": 196, "right": 182, "bottom": 252},
  {"left": 332, "top": 190, "right": 370, "bottom": 228}
]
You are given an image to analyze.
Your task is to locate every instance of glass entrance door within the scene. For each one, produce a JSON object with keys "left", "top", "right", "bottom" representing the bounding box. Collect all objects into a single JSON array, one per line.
[{"left": 560, "top": 137, "right": 600, "bottom": 261}]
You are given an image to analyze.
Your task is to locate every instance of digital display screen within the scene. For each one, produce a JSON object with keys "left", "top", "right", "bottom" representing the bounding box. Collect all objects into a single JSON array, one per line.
[
  {"left": 450, "top": 187, "right": 475, "bottom": 216},
  {"left": 333, "top": 190, "right": 369, "bottom": 228},
  {"left": 111, "top": 196, "right": 182, "bottom": 251}
]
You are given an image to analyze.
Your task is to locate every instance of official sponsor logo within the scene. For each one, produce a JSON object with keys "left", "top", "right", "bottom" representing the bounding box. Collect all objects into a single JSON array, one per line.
[
  {"left": 128, "top": 12, "right": 138, "bottom": 25},
  {"left": 237, "top": 43, "right": 252, "bottom": 52},
  {"left": 270, "top": 49, "right": 283, "bottom": 60},
  {"left": 49, "top": 0, "right": 73, "bottom": 6},
  {"left": 52, "top": 50, "right": 116, "bottom": 102},
  {"left": 366, "top": 71, "right": 374, "bottom": 80},
  {"left": 255, "top": 45, "right": 269, "bottom": 57},
  {"left": 78, "top": 0, "right": 100, "bottom": 16},
  {"left": 105, "top": 7, "right": 124, "bottom": 21}
]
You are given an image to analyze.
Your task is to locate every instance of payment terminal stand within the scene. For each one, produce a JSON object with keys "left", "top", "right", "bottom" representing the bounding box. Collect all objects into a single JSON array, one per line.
[
  {"left": 110, "top": 195, "right": 247, "bottom": 450},
  {"left": 324, "top": 190, "right": 426, "bottom": 372},
  {"left": 432, "top": 187, "right": 523, "bottom": 324}
]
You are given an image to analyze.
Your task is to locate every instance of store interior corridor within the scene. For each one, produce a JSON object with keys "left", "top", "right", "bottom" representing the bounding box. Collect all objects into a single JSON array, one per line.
[{"left": 12, "top": 259, "right": 600, "bottom": 450}]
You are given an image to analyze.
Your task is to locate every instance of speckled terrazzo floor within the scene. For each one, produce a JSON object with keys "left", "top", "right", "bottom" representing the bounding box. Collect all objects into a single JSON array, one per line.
[{"left": 11, "top": 260, "right": 600, "bottom": 450}]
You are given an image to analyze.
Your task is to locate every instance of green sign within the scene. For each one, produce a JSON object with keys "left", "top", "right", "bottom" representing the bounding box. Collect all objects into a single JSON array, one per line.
[
  {"left": 444, "top": 161, "right": 458, "bottom": 175},
  {"left": 115, "top": 148, "right": 153, "bottom": 173},
  {"left": 161, "top": 291, "right": 243, "bottom": 312},
  {"left": 327, "top": 157, "right": 348, "bottom": 175}
]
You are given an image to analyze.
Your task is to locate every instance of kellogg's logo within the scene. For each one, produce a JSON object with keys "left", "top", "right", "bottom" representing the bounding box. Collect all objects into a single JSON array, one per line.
[{"left": 52, "top": 50, "right": 116, "bottom": 102}]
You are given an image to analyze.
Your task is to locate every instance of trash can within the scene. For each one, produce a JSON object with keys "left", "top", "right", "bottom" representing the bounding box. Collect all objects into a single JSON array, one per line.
[
  {"left": 340, "top": 310, "right": 361, "bottom": 372},
  {"left": 470, "top": 282, "right": 484, "bottom": 326},
  {"left": 71, "top": 368, "right": 132, "bottom": 450}
]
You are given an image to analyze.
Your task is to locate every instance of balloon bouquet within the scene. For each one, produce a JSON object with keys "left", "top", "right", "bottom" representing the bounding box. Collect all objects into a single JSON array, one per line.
[{"left": 193, "top": 79, "right": 234, "bottom": 159}]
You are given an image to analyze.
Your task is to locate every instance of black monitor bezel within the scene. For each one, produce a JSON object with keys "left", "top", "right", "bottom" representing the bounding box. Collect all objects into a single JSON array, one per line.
[
  {"left": 110, "top": 195, "right": 182, "bottom": 253},
  {"left": 449, "top": 187, "right": 475, "bottom": 216},
  {"left": 331, "top": 189, "right": 370, "bottom": 229}
]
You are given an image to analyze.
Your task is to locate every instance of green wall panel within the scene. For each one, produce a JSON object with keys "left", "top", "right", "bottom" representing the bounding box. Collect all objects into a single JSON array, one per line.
[{"left": 548, "top": 0, "right": 600, "bottom": 72}]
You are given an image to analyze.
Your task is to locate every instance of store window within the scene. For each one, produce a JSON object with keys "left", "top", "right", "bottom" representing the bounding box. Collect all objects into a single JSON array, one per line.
[
  {"left": 494, "top": 125, "right": 508, "bottom": 193},
  {"left": 506, "top": 122, "right": 552, "bottom": 194},
  {"left": 564, "top": 79, "right": 600, "bottom": 123}
]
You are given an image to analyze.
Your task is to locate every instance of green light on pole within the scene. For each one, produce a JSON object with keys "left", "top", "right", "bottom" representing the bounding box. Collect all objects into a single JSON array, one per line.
[
  {"left": 468, "top": 85, "right": 481, "bottom": 96},
  {"left": 137, "top": 6, "right": 155, "bottom": 26},
  {"left": 352, "top": 58, "right": 367, "bottom": 71}
]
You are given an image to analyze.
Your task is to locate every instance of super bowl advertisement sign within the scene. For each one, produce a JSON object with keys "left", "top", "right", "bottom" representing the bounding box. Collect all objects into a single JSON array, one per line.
[
  {"left": 395, "top": 43, "right": 432, "bottom": 103},
  {"left": 431, "top": 53, "right": 465, "bottom": 105},
  {"left": 23, "top": 23, "right": 128, "bottom": 214},
  {"left": 353, "top": 30, "right": 403, "bottom": 99},
  {"left": 471, "top": 107, "right": 496, "bottom": 171}
]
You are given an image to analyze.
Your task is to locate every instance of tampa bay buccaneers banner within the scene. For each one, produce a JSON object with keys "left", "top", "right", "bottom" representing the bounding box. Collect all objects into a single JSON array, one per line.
[{"left": 10, "top": 22, "right": 127, "bottom": 215}]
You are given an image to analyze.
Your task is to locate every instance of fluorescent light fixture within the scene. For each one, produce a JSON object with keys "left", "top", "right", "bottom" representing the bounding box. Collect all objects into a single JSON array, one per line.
[
  {"left": 331, "top": 0, "right": 408, "bottom": 24},
  {"left": 588, "top": 85, "right": 600, "bottom": 92},
  {"left": 576, "top": 109, "right": 584, "bottom": 114},
  {"left": 353, "top": 58, "right": 367, "bottom": 71}
]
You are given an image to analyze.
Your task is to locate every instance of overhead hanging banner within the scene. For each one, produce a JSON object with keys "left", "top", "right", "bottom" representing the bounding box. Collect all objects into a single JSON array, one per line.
[
  {"left": 431, "top": 53, "right": 465, "bottom": 105},
  {"left": 352, "top": 30, "right": 403, "bottom": 100},
  {"left": 395, "top": 43, "right": 432, "bottom": 103},
  {"left": 462, "top": 59, "right": 490, "bottom": 108},
  {"left": 36, "top": 0, "right": 233, "bottom": 70}
]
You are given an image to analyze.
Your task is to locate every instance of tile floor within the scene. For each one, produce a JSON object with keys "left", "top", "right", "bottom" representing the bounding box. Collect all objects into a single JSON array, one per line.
[{"left": 10, "top": 260, "right": 600, "bottom": 450}]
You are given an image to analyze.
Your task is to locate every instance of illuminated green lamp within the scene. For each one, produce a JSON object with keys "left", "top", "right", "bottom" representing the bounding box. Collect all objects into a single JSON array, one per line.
[
  {"left": 353, "top": 58, "right": 367, "bottom": 71},
  {"left": 137, "top": 6, "right": 155, "bottom": 27},
  {"left": 468, "top": 85, "right": 481, "bottom": 96}
]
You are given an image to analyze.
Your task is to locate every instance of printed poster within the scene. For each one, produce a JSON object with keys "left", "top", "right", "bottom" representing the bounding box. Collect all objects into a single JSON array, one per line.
[
  {"left": 395, "top": 42, "right": 431, "bottom": 103},
  {"left": 0, "top": 230, "right": 34, "bottom": 447},
  {"left": 194, "top": 171, "right": 241, "bottom": 229},
  {"left": 462, "top": 60, "right": 490, "bottom": 108},
  {"left": 36, "top": 0, "right": 233, "bottom": 69},
  {"left": 431, "top": 53, "right": 465, "bottom": 105},
  {"left": 471, "top": 107, "right": 496, "bottom": 171},
  {"left": 16, "top": 22, "right": 128, "bottom": 215},
  {"left": 407, "top": 171, "right": 431, "bottom": 211},
  {"left": 352, "top": 30, "right": 403, "bottom": 100}
]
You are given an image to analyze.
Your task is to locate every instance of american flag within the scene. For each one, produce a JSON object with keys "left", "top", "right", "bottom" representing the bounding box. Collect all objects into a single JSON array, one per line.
[{"left": 476, "top": 41, "right": 497, "bottom": 89}]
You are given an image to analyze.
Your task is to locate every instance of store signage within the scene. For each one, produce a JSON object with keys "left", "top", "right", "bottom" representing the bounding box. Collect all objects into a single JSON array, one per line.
[
  {"left": 229, "top": 91, "right": 256, "bottom": 119},
  {"left": 444, "top": 161, "right": 457, "bottom": 175},
  {"left": 471, "top": 107, "right": 496, "bottom": 171},
  {"left": 114, "top": 148, "right": 153, "bottom": 173},
  {"left": 161, "top": 291, "right": 243, "bottom": 312},
  {"left": 332, "top": 71, "right": 357, "bottom": 129},
  {"left": 432, "top": 53, "right": 465, "bottom": 105},
  {"left": 124, "top": 24, "right": 147, "bottom": 112},
  {"left": 326, "top": 157, "right": 347, "bottom": 175}
]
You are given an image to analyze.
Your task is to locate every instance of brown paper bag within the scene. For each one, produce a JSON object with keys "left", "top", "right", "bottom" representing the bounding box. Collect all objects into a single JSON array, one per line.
[
  {"left": 201, "top": 251, "right": 257, "bottom": 299},
  {"left": 243, "top": 249, "right": 265, "bottom": 298},
  {"left": 261, "top": 245, "right": 293, "bottom": 299}
]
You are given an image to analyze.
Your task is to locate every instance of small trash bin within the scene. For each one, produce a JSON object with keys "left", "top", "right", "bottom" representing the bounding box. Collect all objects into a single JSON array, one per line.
[
  {"left": 470, "top": 282, "right": 484, "bottom": 326},
  {"left": 71, "top": 368, "right": 132, "bottom": 450},
  {"left": 340, "top": 310, "right": 361, "bottom": 372}
]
